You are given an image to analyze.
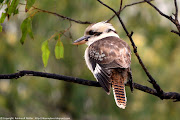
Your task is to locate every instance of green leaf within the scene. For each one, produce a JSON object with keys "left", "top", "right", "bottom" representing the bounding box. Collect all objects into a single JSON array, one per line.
[
  {"left": 26, "top": 0, "right": 35, "bottom": 12},
  {"left": 20, "top": 17, "right": 34, "bottom": 44},
  {"left": 0, "top": 12, "right": 6, "bottom": 32},
  {"left": 41, "top": 40, "right": 50, "bottom": 67},
  {"left": 27, "top": 18, "right": 34, "bottom": 39},
  {"left": 55, "top": 40, "right": 64, "bottom": 59},
  {"left": 20, "top": 18, "right": 29, "bottom": 44},
  {"left": 7, "top": 0, "right": 20, "bottom": 16},
  {"left": 13, "top": 8, "right": 19, "bottom": 15},
  {"left": 20, "top": 30, "right": 28, "bottom": 44},
  {"left": 0, "top": 13, "right": 6, "bottom": 23}
]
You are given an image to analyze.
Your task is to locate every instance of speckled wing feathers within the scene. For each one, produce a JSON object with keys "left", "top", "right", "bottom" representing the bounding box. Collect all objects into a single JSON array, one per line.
[
  {"left": 88, "top": 36, "right": 131, "bottom": 69},
  {"left": 88, "top": 36, "right": 131, "bottom": 94}
]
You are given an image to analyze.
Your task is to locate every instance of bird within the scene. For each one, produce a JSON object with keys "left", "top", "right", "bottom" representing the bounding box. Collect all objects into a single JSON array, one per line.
[{"left": 73, "top": 21, "right": 133, "bottom": 109}]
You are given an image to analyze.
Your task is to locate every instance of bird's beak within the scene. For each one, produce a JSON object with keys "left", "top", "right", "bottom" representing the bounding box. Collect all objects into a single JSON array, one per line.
[{"left": 73, "top": 35, "right": 91, "bottom": 45}]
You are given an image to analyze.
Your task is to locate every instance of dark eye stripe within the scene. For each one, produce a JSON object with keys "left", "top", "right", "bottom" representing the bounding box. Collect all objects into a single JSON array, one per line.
[
  {"left": 94, "top": 32, "right": 102, "bottom": 36},
  {"left": 89, "top": 30, "right": 94, "bottom": 35},
  {"left": 88, "top": 30, "right": 102, "bottom": 36}
]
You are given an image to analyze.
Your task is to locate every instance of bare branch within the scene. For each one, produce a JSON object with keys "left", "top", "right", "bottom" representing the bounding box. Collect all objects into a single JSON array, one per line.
[
  {"left": 33, "top": 6, "right": 91, "bottom": 24},
  {"left": 0, "top": 70, "right": 179, "bottom": 101},
  {"left": 0, "top": 70, "right": 100, "bottom": 87},
  {"left": 171, "top": 30, "right": 180, "bottom": 36},
  {"left": 119, "top": 0, "right": 123, "bottom": 12},
  {"left": 107, "top": 0, "right": 154, "bottom": 22},
  {"left": 97, "top": 0, "right": 166, "bottom": 99},
  {"left": 144, "top": 0, "right": 180, "bottom": 36},
  {"left": 121, "top": 0, "right": 154, "bottom": 11},
  {"left": 19, "top": 3, "right": 91, "bottom": 24},
  {"left": 174, "top": 0, "right": 178, "bottom": 21},
  {"left": 144, "top": 0, "right": 172, "bottom": 22}
]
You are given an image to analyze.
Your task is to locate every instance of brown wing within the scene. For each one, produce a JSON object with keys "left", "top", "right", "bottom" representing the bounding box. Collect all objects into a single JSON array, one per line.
[
  {"left": 88, "top": 36, "right": 131, "bottom": 94},
  {"left": 89, "top": 36, "right": 131, "bottom": 69}
]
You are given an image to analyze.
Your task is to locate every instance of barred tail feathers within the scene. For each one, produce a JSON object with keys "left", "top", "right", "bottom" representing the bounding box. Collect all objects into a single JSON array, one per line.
[
  {"left": 111, "top": 69, "right": 127, "bottom": 109},
  {"left": 112, "top": 79, "right": 127, "bottom": 109}
]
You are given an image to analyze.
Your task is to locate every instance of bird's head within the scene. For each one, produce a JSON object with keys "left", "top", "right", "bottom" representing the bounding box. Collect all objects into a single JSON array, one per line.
[{"left": 73, "top": 21, "right": 119, "bottom": 46}]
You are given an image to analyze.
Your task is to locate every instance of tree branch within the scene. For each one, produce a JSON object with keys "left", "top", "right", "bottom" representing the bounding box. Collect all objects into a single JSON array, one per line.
[
  {"left": 174, "top": 0, "right": 178, "bottom": 21},
  {"left": 144, "top": 0, "right": 180, "bottom": 36},
  {"left": 0, "top": 70, "right": 179, "bottom": 101},
  {"left": 97, "top": 0, "right": 166, "bottom": 99},
  {"left": 119, "top": 0, "right": 123, "bottom": 12},
  {"left": 121, "top": 0, "right": 154, "bottom": 11},
  {"left": 19, "top": 3, "right": 92, "bottom": 24},
  {"left": 107, "top": 0, "right": 154, "bottom": 22}
]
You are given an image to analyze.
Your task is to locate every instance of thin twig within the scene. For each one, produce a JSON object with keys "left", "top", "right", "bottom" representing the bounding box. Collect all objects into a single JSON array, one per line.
[
  {"left": 171, "top": 30, "right": 180, "bottom": 36},
  {"left": 107, "top": 0, "right": 154, "bottom": 22},
  {"left": 119, "top": 0, "right": 123, "bottom": 12},
  {"left": 33, "top": 7, "right": 91, "bottom": 24},
  {"left": 19, "top": 3, "right": 91, "bottom": 24},
  {"left": 144, "top": 0, "right": 173, "bottom": 22},
  {"left": 121, "top": 0, "right": 154, "bottom": 11},
  {"left": 0, "top": 70, "right": 179, "bottom": 101},
  {"left": 59, "top": 21, "right": 72, "bottom": 39},
  {"left": 174, "top": 0, "right": 178, "bottom": 21}
]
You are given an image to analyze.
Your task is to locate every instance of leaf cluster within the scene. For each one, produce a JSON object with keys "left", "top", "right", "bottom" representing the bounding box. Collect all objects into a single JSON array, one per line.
[{"left": 0, "top": 0, "right": 64, "bottom": 67}]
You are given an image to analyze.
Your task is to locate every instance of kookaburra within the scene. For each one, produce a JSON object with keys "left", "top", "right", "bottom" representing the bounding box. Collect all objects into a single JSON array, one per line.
[{"left": 73, "top": 21, "right": 133, "bottom": 109}]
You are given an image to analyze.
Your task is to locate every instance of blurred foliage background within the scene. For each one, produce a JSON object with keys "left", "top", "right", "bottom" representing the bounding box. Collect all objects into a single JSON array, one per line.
[{"left": 0, "top": 0, "right": 180, "bottom": 119}]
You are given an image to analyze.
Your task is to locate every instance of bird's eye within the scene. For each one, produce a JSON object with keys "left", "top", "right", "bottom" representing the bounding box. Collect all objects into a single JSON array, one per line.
[{"left": 89, "top": 30, "right": 94, "bottom": 35}]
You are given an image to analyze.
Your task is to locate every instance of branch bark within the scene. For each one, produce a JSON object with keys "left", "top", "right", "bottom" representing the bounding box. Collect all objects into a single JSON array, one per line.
[{"left": 0, "top": 70, "right": 179, "bottom": 101}]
